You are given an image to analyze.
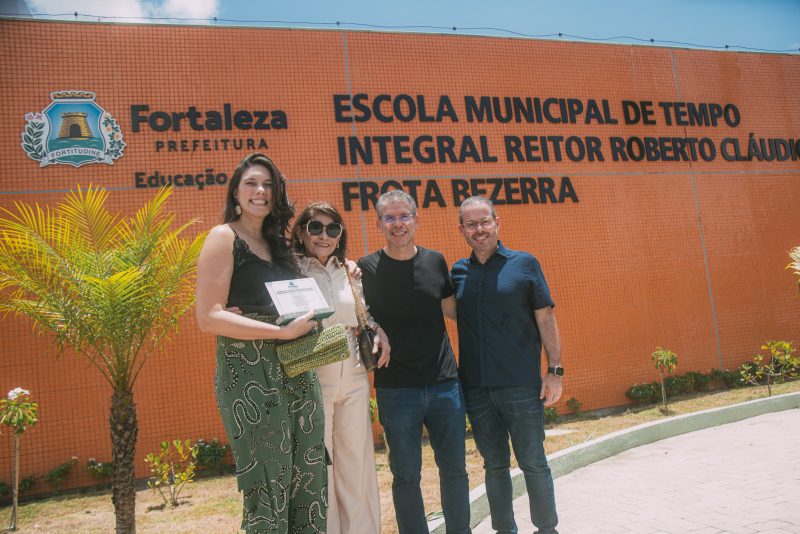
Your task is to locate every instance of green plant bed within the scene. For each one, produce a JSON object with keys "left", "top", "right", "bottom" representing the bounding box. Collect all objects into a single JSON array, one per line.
[
  {"left": 194, "top": 438, "right": 230, "bottom": 476},
  {"left": 625, "top": 382, "right": 660, "bottom": 404}
]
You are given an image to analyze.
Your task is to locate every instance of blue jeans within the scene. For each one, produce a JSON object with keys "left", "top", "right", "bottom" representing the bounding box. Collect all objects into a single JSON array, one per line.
[
  {"left": 463, "top": 385, "right": 558, "bottom": 534},
  {"left": 376, "top": 380, "right": 471, "bottom": 534}
]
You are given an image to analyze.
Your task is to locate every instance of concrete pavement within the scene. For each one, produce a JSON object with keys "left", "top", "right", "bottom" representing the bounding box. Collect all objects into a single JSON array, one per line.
[{"left": 471, "top": 407, "right": 800, "bottom": 534}]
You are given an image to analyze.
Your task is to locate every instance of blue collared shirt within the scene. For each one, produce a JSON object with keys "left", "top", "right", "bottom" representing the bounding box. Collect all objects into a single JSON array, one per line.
[{"left": 451, "top": 241, "right": 554, "bottom": 386}]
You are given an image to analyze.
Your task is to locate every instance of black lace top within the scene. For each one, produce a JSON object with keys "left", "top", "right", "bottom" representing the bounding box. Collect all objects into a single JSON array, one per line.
[{"left": 226, "top": 230, "right": 295, "bottom": 315}]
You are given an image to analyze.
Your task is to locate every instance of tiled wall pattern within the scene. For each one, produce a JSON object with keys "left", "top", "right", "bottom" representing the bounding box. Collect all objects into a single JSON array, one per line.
[{"left": 1, "top": 19, "right": 799, "bottom": 492}]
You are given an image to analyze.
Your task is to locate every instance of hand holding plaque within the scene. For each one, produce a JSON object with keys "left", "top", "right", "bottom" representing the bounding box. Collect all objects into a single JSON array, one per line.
[{"left": 265, "top": 278, "right": 335, "bottom": 325}]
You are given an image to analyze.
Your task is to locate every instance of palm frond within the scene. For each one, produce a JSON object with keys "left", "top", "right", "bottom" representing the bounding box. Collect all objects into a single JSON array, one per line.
[
  {"left": 116, "top": 187, "right": 178, "bottom": 270},
  {"left": 0, "top": 202, "right": 71, "bottom": 284},
  {"left": 56, "top": 185, "right": 119, "bottom": 253},
  {"left": 789, "top": 246, "right": 800, "bottom": 290},
  {"left": 0, "top": 294, "right": 64, "bottom": 334},
  {"left": 128, "top": 230, "right": 205, "bottom": 385},
  {"left": 0, "top": 204, "right": 87, "bottom": 341},
  {"left": 0, "top": 185, "right": 200, "bottom": 391}
]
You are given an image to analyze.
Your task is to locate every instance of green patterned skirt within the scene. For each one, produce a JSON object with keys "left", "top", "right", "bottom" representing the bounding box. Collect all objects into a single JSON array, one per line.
[{"left": 216, "top": 327, "right": 328, "bottom": 533}]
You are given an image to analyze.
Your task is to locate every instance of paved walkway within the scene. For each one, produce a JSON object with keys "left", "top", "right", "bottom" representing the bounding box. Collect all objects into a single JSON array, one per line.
[{"left": 473, "top": 408, "right": 800, "bottom": 534}]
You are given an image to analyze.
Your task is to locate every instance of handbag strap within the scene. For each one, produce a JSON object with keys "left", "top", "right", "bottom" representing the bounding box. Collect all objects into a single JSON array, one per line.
[{"left": 345, "top": 267, "right": 370, "bottom": 329}]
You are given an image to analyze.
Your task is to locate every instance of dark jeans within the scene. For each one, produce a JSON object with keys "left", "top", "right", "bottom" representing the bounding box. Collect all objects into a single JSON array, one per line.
[
  {"left": 463, "top": 385, "right": 558, "bottom": 534},
  {"left": 376, "top": 380, "right": 471, "bottom": 534}
]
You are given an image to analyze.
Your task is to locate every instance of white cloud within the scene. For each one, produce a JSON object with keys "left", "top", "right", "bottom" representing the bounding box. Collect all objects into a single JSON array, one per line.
[
  {"left": 26, "top": 0, "right": 218, "bottom": 22},
  {"left": 151, "top": 0, "right": 217, "bottom": 20},
  {"left": 27, "top": 0, "right": 146, "bottom": 18}
]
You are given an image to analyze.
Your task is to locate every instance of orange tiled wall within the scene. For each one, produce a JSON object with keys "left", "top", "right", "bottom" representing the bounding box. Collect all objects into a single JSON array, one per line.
[{"left": 1, "top": 19, "right": 799, "bottom": 492}]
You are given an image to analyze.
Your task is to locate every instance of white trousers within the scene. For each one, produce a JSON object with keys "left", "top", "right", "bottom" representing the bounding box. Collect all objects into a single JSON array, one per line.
[{"left": 316, "top": 339, "right": 381, "bottom": 534}]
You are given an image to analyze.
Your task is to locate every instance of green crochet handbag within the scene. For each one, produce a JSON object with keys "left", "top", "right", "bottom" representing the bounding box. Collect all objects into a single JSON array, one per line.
[{"left": 276, "top": 323, "right": 349, "bottom": 378}]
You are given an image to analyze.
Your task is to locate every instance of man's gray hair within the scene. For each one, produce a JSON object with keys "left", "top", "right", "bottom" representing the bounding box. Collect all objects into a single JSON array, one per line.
[
  {"left": 458, "top": 196, "right": 496, "bottom": 223},
  {"left": 376, "top": 189, "right": 417, "bottom": 218}
]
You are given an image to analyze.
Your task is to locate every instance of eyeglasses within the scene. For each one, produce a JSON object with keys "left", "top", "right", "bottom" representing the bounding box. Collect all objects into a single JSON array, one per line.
[
  {"left": 381, "top": 214, "right": 414, "bottom": 225},
  {"left": 305, "top": 220, "right": 343, "bottom": 238},
  {"left": 462, "top": 217, "right": 496, "bottom": 232}
]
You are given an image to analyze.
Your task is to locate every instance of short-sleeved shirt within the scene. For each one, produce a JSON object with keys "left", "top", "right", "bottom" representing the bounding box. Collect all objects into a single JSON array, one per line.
[
  {"left": 451, "top": 241, "right": 554, "bottom": 387},
  {"left": 358, "top": 247, "right": 458, "bottom": 388}
]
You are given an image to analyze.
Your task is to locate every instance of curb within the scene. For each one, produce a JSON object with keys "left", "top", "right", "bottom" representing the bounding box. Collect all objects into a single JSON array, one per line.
[{"left": 429, "top": 391, "right": 800, "bottom": 533}]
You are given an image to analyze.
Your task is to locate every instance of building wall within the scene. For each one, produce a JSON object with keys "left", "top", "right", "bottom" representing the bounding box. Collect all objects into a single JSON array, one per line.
[{"left": 1, "top": 19, "right": 799, "bottom": 492}]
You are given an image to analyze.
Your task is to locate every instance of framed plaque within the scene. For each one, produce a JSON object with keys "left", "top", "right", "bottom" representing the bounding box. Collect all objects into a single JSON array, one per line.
[{"left": 265, "top": 278, "right": 335, "bottom": 325}]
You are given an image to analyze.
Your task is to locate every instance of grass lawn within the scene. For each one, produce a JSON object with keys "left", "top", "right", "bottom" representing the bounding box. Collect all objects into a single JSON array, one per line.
[{"left": 4, "top": 380, "right": 799, "bottom": 533}]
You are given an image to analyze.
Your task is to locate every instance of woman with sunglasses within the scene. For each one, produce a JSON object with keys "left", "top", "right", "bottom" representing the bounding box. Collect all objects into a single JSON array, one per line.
[
  {"left": 291, "top": 201, "right": 391, "bottom": 534},
  {"left": 195, "top": 153, "right": 327, "bottom": 533}
]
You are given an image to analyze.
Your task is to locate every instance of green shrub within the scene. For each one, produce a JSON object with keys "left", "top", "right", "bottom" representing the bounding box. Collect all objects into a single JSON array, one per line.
[
  {"left": 664, "top": 375, "right": 693, "bottom": 397},
  {"left": 544, "top": 407, "right": 559, "bottom": 424},
  {"left": 0, "top": 387, "right": 39, "bottom": 529},
  {"left": 145, "top": 439, "right": 198, "bottom": 507},
  {"left": 686, "top": 371, "right": 711, "bottom": 392},
  {"left": 18, "top": 475, "right": 35, "bottom": 493},
  {"left": 369, "top": 397, "right": 377, "bottom": 422},
  {"left": 43, "top": 457, "right": 77, "bottom": 490},
  {"left": 87, "top": 458, "right": 114, "bottom": 479},
  {"left": 369, "top": 397, "right": 389, "bottom": 451},
  {"left": 740, "top": 340, "right": 799, "bottom": 396},
  {"left": 0, "top": 475, "right": 37, "bottom": 503},
  {"left": 739, "top": 362, "right": 760, "bottom": 384},
  {"left": 566, "top": 397, "right": 582, "bottom": 415},
  {"left": 195, "top": 439, "right": 229, "bottom": 475},
  {"left": 771, "top": 341, "right": 799, "bottom": 378},
  {"left": 711, "top": 368, "right": 744, "bottom": 388},
  {"left": 652, "top": 347, "right": 678, "bottom": 412},
  {"left": 625, "top": 382, "right": 658, "bottom": 404}
]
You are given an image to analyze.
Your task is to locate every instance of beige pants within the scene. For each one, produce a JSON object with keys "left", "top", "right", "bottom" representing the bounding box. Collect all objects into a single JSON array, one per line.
[{"left": 316, "top": 338, "right": 381, "bottom": 534}]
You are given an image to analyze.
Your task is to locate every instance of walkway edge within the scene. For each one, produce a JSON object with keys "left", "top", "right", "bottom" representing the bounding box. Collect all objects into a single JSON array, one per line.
[{"left": 429, "top": 391, "right": 800, "bottom": 533}]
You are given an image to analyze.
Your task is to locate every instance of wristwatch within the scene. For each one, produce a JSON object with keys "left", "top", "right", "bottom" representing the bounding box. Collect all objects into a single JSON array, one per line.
[{"left": 547, "top": 365, "right": 565, "bottom": 377}]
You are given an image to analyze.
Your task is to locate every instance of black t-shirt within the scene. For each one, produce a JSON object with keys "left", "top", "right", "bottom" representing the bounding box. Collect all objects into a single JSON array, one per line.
[{"left": 358, "top": 247, "right": 458, "bottom": 388}]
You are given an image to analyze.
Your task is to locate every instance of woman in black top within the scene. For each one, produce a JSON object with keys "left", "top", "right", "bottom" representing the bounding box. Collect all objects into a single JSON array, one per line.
[{"left": 195, "top": 153, "right": 327, "bottom": 533}]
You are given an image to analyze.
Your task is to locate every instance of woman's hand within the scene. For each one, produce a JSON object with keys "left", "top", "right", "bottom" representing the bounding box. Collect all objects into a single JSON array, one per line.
[
  {"left": 345, "top": 258, "right": 362, "bottom": 280},
  {"left": 279, "top": 310, "right": 317, "bottom": 340},
  {"left": 373, "top": 326, "right": 391, "bottom": 368}
]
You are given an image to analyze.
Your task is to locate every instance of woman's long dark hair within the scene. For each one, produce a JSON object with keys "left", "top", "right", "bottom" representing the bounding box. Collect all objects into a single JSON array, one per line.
[
  {"left": 290, "top": 201, "right": 348, "bottom": 264},
  {"left": 224, "top": 153, "right": 299, "bottom": 275}
]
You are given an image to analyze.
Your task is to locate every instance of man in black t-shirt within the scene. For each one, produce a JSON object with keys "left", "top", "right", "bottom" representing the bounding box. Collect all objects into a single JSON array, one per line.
[{"left": 358, "top": 190, "right": 471, "bottom": 534}]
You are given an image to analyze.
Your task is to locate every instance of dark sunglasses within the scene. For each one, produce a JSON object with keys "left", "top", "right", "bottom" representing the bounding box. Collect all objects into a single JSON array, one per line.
[{"left": 305, "top": 220, "right": 343, "bottom": 238}]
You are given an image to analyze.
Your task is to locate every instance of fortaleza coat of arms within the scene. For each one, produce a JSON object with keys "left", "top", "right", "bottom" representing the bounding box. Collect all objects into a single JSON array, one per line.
[{"left": 22, "top": 91, "right": 125, "bottom": 167}]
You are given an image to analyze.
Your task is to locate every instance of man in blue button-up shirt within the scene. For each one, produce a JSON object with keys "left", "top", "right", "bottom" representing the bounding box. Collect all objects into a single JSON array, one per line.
[{"left": 450, "top": 196, "right": 563, "bottom": 534}]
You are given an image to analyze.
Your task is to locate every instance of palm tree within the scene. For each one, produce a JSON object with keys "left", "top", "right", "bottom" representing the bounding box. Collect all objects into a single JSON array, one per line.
[{"left": 0, "top": 185, "right": 205, "bottom": 534}]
